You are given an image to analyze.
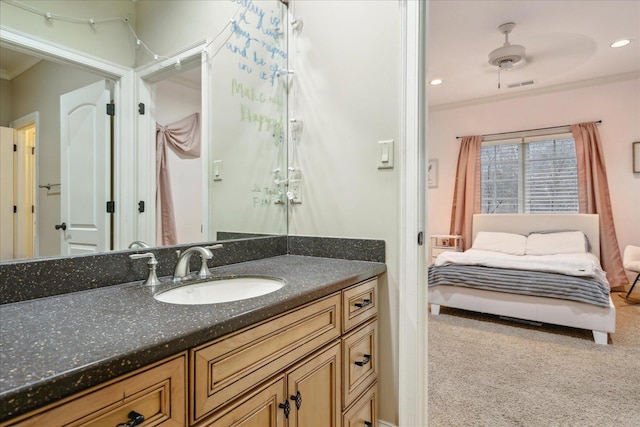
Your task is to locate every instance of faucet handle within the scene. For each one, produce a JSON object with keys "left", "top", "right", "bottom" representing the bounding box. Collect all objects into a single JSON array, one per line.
[
  {"left": 129, "top": 253, "right": 161, "bottom": 286},
  {"left": 196, "top": 244, "right": 222, "bottom": 279},
  {"left": 129, "top": 252, "right": 157, "bottom": 263}
]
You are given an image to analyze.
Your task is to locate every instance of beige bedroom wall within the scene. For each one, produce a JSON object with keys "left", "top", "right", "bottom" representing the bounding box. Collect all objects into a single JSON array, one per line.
[
  {"left": 427, "top": 77, "right": 640, "bottom": 285},
  {"left": 0, "top": 79, "right": 11, "bottom": 127}
]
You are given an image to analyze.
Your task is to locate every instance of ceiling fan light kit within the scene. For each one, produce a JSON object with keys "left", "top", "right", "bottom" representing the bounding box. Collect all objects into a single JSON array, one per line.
[{"left": 488, "top": 22, "right": 526, "bottom": 70}]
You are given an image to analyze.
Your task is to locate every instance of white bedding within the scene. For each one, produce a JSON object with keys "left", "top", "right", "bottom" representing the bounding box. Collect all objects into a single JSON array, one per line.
[{"left": 434, "top": 249, "right": 605, "bottom": 280}]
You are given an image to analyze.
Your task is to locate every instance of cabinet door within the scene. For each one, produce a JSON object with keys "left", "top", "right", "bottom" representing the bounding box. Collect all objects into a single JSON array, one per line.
[
  {"left": 199, "top": 376, "right": 286, "bottom": 427},
  {"left": 286, "top": 341, "right": 341, "bottom": 427}
]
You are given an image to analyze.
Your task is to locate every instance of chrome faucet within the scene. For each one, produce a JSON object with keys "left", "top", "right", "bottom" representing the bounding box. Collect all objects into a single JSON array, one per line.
[
  {"left": 173, "top": 244, "right": 223, "bottom": 282},
  {"left": 128, "top": 240, "right": 150, "bottom": 249}
]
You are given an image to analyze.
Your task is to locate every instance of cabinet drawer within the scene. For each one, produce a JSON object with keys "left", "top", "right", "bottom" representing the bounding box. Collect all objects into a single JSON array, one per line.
[
  {"left": 191, "top": 293, "right": 341, "bottom": 422},
  {"left": 198, "top": 375, "right": 286, "bottom": 427},
  {"left": 342, "top": 382, "right": 377, "bottom": 427},
  {"left": 5, "top": 354, "right": 186, "bottom": 427},
  {"left": 342, "top": 279, "right": 377, "bottom": 333},
  {"left": 342, "top": 320, "right": 377, "bottom": 409}
]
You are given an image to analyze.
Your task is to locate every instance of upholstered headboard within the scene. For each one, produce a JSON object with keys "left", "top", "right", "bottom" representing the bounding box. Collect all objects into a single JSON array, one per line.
[{"left": 472, "top": 214, "right": 600, "bottom": 259}]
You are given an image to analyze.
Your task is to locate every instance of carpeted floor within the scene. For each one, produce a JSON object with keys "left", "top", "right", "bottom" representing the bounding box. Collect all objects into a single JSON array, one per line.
[{"left": 428, "top": 292, "right": 640, "bottom": 427}]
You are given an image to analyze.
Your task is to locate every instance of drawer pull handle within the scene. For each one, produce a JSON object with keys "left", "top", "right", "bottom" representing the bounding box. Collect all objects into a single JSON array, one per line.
[
  {"left": 290, "top": 390, "right": 303, "bottom": 410},
  {"left": 354, "top": 299, "right": 372, "bottom": 308},
  {"left": 355, "top": 354, "right": 371, "bottom": 366},
  {"left": 279, "top": 400, "right": 291, "bottom": 419},
  {"left": 116, "top": 411, "right": 145, "bottom": 427},
  {"left": 365, "top": 422, "right": 373, "bottom": 427}
]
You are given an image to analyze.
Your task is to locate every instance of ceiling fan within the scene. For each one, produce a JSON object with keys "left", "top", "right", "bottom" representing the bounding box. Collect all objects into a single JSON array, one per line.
[{"left": 488, "top": 22, "right": 526, "bottom": 87}]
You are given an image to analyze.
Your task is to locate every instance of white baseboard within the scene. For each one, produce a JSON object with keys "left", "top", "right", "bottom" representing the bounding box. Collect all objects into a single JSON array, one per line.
[{"left": 379, "top": 420, "right": 397, "bottom": 427}]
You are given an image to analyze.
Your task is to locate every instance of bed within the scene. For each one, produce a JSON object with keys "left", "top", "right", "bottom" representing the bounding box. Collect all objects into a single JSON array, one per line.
[{"left": 428, "top": 214, "right": 616, "bottom": 345}]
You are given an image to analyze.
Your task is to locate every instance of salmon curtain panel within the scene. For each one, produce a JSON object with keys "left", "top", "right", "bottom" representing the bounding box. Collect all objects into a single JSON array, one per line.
[
  {"left": 156, "top": 113, "right": 201, "bottom": 246},
  {"left": 571, "top": 122, "right": 627, "bottom": 289},
  {"left": 449, "top": 135, "right": 482, "bottom": 250}
]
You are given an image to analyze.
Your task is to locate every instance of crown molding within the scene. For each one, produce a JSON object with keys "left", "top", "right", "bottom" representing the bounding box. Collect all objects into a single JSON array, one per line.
[{"left": 429, "top": 71, "right": 640, "bottom": 112}]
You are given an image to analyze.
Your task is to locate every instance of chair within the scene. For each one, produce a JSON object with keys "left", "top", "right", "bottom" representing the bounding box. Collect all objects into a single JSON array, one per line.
[{"left": 622, "top": 245, "right": 640, "bottom": 300}]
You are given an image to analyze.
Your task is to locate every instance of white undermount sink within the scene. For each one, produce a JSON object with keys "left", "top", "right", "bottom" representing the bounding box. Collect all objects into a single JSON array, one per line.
[{"left": 154, "top": 277, "right": 284, "bottom": 305}]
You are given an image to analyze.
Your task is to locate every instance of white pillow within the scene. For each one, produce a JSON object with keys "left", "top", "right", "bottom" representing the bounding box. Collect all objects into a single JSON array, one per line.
[
  {"left": 472, "top": 231, "right": 527, "bottom": 255},
  {"left": 525, "top": 231, "right": 588, "bottom": 255}
]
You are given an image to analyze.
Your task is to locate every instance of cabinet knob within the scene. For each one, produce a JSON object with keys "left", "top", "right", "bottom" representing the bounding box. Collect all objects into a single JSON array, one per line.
[
  {"left": 354, "top": 299, "right": 372, "bottom": 308},
  {"left": 116, "top": 411, "right": 145, "bottom": 427},
  {"left": 355, "top": 354, "right": 371, "bottom": 367},
  {"left": 290, "top": 390, "right": 302, "bottom": 410},
  {"left": 279, "top": 400, "right": 291, "bottom": 419}
]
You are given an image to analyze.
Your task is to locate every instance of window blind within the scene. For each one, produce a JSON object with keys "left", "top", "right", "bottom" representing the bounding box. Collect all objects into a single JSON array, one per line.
[{"left": 480, "top": 134, "right": 578, "bottom": 214}]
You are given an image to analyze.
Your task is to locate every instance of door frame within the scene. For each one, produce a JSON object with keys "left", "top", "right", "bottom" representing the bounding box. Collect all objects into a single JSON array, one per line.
[
  {"left": 135, "top": 41, "right": 210, "bottom": 246},
  {"left": 0, "top": 26, "right": 136, "bottom": 250},
  {"left": 10, "top": 112, "right": 39, "bottom": 258},
  {"left": 398, "top": 2, "right": 427, "bottom": 426}
]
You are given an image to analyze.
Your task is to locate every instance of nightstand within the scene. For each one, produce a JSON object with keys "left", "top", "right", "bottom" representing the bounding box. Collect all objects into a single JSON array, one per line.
[{"left": 430, "top": 235, "right": 463, "bottom": 264}]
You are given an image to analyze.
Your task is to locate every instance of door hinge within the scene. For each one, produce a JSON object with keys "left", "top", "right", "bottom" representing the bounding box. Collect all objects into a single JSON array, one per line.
[
  {"left": 106, "top": 201, "right": 115, "bottom": 213},
  {"left": 138, "top": 200, "right": 145, "bottom": 213},
  {"left": 138, "top": 103, "right": 145, "bottom": 115},
  {"left": 13, "top": 205, "right": 17, "bottom": 213},
  {"left": 32, "top": 147, "right": 35, "bottom": 155},
  {"left": 31, "top": 205, "right": 34, "bottom": 213},
  {"left": 13, "top": 144, "right": 17, "bottom": 152},
  {"left": 106, "top": 103, "right": 115, "bottom": 116},
  {"left": 417, "top": 231, "right": 424, "bottom": 246}
]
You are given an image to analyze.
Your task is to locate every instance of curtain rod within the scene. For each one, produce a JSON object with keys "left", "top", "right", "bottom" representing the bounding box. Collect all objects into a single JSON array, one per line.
[{"left": 456, "top": 120, "right": 602, "bottom": 140}]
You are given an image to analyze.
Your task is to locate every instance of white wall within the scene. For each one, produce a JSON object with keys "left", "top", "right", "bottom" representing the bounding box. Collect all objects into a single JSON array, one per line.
[
  {"left": 10, "top": 61, "right": 103, "bottom": 257},
  {"left": 428, "top": 77, "right": 640, "bottom": 284},
  {"left": 287, "top": 2, "right": 401, "bottom": 424},
  {"left": 155, "top": 77, "right": 203, "bottom": 245},
  {"left": 0, "top": 1, "right": 135, "bottom": 67}
]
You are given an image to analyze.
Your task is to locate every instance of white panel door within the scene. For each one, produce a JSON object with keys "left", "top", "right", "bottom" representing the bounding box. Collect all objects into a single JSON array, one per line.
[{"left": 60, "top": 81, "right": 111, "bottom": 255}]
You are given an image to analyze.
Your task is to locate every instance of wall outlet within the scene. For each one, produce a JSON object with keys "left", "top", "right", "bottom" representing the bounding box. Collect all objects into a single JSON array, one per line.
[{"left": 288, "top": 179, "right": 302, "bottom": 204}]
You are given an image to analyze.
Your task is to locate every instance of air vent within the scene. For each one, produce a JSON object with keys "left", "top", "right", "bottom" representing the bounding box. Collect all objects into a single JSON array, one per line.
[{"left": 507, "top": 80, "right": 535, "bottom": 89}]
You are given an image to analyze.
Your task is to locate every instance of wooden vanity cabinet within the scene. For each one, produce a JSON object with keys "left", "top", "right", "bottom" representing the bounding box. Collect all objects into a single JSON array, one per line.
[
  {"left": 1, "top": 353, "right": 187, "bottom": 427},
  {"left": 341, "top": 278, "right": 378, "bottom": 427},
  {"left": 2, "top": 277, "right": 380, "bottom": 427},
  {"left": 190, "top": 293, "right": 341, "bottom": 424},
  {"left": 199, "top": 341, "right": 341, "bottom": 427}
]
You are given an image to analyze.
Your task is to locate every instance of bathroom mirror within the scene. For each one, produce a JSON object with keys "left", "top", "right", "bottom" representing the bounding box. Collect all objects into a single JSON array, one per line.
[{"left": 0, "top": 0, "right": 288, "bottom": 262}]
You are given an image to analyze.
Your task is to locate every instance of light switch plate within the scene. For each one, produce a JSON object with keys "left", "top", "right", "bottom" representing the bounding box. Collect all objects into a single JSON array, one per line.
[
  {"left": 213, "top": 160, "right": 222, "bottom": 181},
  {"left": 378, "top": 140, "right": 394, "bottom": 169}
]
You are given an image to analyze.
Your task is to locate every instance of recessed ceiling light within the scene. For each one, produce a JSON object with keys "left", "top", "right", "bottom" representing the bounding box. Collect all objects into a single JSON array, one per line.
[
  {"left": 611, "top": 39, "right": 631, "bottom": 48},
  {"left": 430, "top": 79, "right": 443, "bottom": 86}
]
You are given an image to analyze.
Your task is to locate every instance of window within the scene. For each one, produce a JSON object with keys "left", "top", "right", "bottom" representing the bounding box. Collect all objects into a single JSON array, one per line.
[{"left": 480, "top": 134, "right": 578, "bottom": 214}]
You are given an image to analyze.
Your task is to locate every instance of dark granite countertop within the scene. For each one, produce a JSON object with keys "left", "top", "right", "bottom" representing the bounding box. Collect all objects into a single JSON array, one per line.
[{"left": 0, "top": 254, "right": 386, "bottom": 421}]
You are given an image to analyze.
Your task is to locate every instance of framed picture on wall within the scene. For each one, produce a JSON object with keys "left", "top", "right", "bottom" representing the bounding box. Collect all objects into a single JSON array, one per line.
[
  {"left": 428, "top": 159, "right": 438, "bottom": 188},
  {"left": 634, "top": 142, "right": 640, "bottom": 173}
]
